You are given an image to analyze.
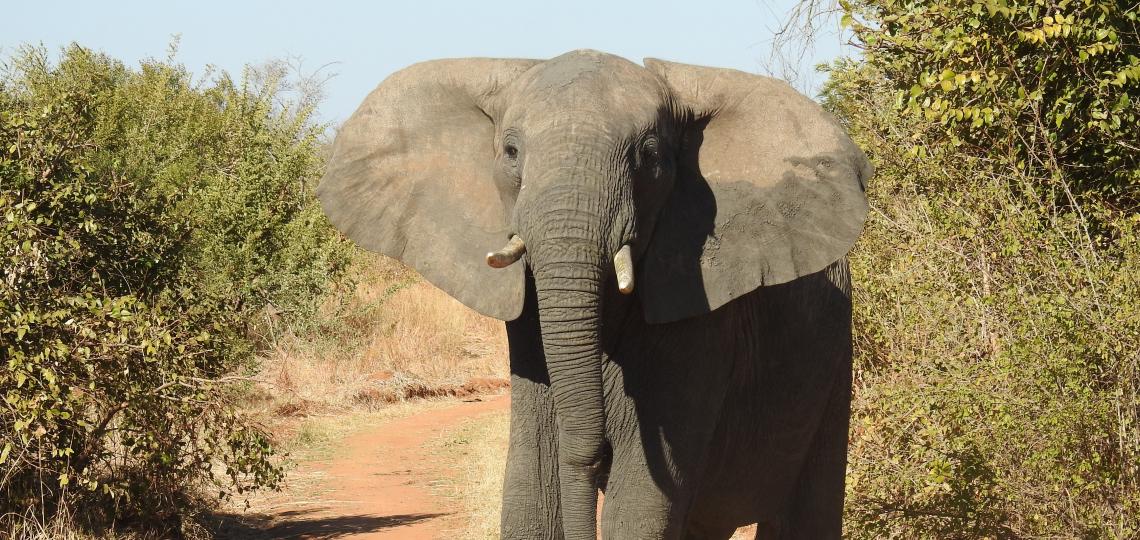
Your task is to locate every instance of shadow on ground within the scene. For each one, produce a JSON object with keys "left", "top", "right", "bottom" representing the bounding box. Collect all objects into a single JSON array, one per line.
[{"left": 212, "top": 508, "right": 449, "bottom": 539}]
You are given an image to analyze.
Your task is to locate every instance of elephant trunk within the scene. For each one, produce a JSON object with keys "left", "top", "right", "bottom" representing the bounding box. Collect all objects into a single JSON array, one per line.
[
  {"left": 532, "top": 251, "right": 605, "bottom": 540},
  {"left": 524, "top": 204, "right": 609, "bottom": 539}
]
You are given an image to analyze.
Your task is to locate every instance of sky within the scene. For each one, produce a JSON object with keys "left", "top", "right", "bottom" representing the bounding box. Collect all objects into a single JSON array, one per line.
[{"left": 2, "top": 0, "right": 852, "bottom": 125}]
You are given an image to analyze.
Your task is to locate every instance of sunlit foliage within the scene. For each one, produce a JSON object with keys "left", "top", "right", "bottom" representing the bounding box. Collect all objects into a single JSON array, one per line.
[
  {"left": 0, "top": 45, "right": 350, "bottom": 534},
  {"left": 827, "top": 0, "right": 1139, "bottom": 536}
]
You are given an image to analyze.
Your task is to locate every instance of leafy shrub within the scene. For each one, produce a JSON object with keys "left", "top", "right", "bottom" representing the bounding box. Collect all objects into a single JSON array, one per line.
[
  {"left": 0, "top": 45, "right": 350, "bottom": 533},
  {"left": 842, "top": 0, "right": 1139, "bottom": 206},
  {"left": 821, "top": 0, "right": 1140, "bottom": 535}
]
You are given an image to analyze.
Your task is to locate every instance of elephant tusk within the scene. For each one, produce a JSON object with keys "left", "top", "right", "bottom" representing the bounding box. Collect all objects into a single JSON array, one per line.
[
  {"left": 486, "top": 235, "right": 526, "bottom": 268},
  {"left": 614, "top": 244, "right": 634, "bottom": 294}
]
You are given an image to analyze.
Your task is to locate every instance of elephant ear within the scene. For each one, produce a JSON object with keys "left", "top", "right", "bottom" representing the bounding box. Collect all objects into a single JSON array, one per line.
[
  {"left": 641, "top": 58, "right": 871, "bottom": 324},
  {"left": 318, "top": 58, "right": 539, "bottom": 321}
]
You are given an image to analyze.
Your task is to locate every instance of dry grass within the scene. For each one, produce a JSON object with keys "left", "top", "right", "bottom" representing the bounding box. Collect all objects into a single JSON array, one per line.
[
  {"left": 731, "top": 524, "right": 758, "bottom": 538},
  {"left": 0, "top": 514, "right": 136, "bottom": 540},
  {"left": 1, "top": 494, "right": 217, "bottom": 540},
  {"left": 429, "top": 410, "right": 512, "bottom": 539},
  {"left": 249, "top": 251, "right": 508, "bottom": 420}
]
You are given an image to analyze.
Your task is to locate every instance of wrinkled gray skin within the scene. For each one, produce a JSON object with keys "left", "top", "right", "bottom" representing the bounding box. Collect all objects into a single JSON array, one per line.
[{"left": 318, "top": 50, "right": 870, "bottom": 539}]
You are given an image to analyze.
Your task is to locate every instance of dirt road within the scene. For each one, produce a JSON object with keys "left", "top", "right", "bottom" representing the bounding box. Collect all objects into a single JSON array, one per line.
[
  {"left": 217, "top": 393, "right": 756, "bottom": 539},
  {"left": 221, "top": 395, "right": 510, "bottom": 539}
]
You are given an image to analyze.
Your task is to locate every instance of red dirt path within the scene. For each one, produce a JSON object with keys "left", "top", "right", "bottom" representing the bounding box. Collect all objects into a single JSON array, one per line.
[
  {"left": 227, "top": 395, "right": 509, "bottom": 539},
  {"left": 219, "top": 392, "right": 756, "bottom": 539}
]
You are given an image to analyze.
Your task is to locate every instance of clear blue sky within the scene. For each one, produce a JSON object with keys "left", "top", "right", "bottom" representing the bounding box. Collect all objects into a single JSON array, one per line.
[{"left": 2, "top": 0, "right": 850, "bottom": 124}]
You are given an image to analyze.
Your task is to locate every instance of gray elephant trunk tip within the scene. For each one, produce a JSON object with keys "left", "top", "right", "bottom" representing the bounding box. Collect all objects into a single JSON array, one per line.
[
  {"left": 614, "top": 244, "right": 634, "bottom": 294},
  {"left": 487, "top": 235, "right": 526, "bottom": 268}
]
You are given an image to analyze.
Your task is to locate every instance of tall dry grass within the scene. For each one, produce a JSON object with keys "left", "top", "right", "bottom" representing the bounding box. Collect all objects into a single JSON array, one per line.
[
  {"left": 430, "top": 410, "right": 511, "bottom": 539},
  {"left": 252, "top": 251, "right": 508, "bottom": 415}
]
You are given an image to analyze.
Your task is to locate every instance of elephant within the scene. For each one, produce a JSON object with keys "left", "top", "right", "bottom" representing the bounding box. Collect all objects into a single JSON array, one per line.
[{"left": 317, "top": 50, "right": 870, "bottom": 539}]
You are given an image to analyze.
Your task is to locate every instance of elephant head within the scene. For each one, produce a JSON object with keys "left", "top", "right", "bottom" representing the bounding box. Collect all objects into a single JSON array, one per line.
[{"left": 317, "top": 50, "right": 870, "bottom": 539}]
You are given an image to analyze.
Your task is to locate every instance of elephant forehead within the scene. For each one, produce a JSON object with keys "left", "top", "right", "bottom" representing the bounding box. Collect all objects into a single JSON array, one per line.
[
  {"left": 511, "top": 51, "right": 667, "bottom": 120},
  {"left": 529, "top": 50, "right": 608, "bottom": 90}
]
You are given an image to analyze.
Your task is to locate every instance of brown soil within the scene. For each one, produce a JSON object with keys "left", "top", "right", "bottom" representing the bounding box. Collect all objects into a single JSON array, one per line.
[{"left": 217, "top": 393, "right": 510, "bottom": 539}]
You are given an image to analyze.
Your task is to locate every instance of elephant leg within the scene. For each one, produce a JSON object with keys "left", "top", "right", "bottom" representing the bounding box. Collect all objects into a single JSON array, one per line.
[
  {"left": 780, "top": 353, "right": 851, "bottom": 540},
  {"left": 598, "top": 355, "right": 731, "bottom": 539},
  {"left": 598, "top": 440, "right": 682, "bottom": 539},
  {"left": 501, "top": 285, "right": 565, "bottom": 539},
  {"left": 501, "top": 373, "right": 563, "bottom": 539},
  {"left": 597, "top": 362, "right": 688, "bottom": 539}
]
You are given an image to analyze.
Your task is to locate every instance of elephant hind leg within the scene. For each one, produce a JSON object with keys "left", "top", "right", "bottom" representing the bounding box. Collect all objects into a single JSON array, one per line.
[{"left": 780, "top": 358, "right": 852, "bottom": 539}]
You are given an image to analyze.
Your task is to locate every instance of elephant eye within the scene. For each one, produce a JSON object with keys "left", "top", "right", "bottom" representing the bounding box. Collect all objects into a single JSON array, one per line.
[
  {"left": 638, "top": 137, "right": 659, "bottom": 170},
  {"left": 501, "top": 136, "right": 522, "bottom": 182}
]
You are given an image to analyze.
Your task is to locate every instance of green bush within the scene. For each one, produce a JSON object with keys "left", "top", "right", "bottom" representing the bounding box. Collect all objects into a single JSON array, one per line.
[
  {"left": 0, "top": 45, "right": 350, "bottom": 533},
  {"left": 822, "top": 0, "right": 1140, "bottom": 535},
  {"left": 841, "top": 0, "right": 1139, "bottom": 205}
]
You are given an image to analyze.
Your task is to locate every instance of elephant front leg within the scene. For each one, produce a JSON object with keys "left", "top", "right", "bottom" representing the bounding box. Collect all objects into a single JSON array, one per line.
[
  {"left": 600, "top": 410, "right": 725, "bottom": 539},
  {"left": 501, "top": 373, "right": 564, "bottom": 539},
  {"left": 502, "top": 293, "right": 567, "bottom": 540},
  {"left": 598, "top": 356, "right": 731, "bottom": 539}
]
